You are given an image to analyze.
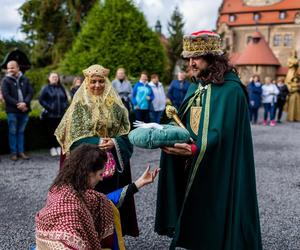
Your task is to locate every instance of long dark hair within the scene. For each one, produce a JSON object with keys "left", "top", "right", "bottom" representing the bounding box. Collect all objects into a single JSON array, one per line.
[
  {"left": 50, "top": 144, "right": 107, "bottom": 194},
  {"left": 197, "top": 53, "right": 236, "bottom": 85}
]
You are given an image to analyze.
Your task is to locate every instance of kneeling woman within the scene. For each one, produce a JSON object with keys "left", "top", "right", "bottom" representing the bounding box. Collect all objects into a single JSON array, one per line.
[{"left": 35, "top": 144, "right": 159, "bottom": 250}]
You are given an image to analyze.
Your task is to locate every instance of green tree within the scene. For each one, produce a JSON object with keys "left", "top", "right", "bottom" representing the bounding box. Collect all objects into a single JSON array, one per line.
[
  {"left": 18, "top": 0, "right": 96, "bottom": 67},
  {"left": 167, "top": 6, "right": 185, "bottom": 75},
  {"left": 60, "top": 0, "right": 167, "bottom": 80},
  {"left": 0, "top": 39, "right": 31, "bottom": 61}
]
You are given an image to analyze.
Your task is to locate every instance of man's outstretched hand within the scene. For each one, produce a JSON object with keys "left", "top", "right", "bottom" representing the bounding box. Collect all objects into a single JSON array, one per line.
[{"left": 162, "top": 143, "right": 192, "bottom": 156}]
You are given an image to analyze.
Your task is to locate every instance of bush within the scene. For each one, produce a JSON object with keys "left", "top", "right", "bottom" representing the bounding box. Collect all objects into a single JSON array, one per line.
[
  {"left": 0, "top": 100, "right": 48, "bottom": 154},
  {"left": 25, "top": 67, "right": 51, "bottom": 98},
  {"left": 0, "top": 117, "right": 50, "bottom": 154}
]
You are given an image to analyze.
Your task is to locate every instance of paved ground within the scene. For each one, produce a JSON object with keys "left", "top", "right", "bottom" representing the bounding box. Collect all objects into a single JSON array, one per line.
[{"left": 0, "top": 121, "right": 299, "bottom": 250}]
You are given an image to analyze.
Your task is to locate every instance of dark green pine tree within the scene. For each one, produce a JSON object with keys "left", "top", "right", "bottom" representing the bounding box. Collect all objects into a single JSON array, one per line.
[
  {"left": 60, "top": 0, "right": 167, "bottom": 80},
  {"left": 167, "top": 6, "right": 185, "bottom": 75}
]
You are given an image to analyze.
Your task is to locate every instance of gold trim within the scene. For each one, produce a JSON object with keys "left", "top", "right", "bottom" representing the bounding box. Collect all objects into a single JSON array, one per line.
[
  {"left": 183, "top": 84, "right": 211, "bottom": 203},
  {"left": 190, "top": 106, "right": 202, "bottom": 136},
  {"left": 116, "top": 185, "right": 128, "bottom": 208},
  {"left": 111, "top": 202, "right": 126, "bottom": 250}
]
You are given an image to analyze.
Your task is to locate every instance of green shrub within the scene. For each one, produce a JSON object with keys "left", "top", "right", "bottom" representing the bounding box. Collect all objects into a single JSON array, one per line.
[
  {"left": 0, "top": 99, "right": 43, "bottom": 120},
  {"left": 25, "top": 68, "right": 51, "bottom": 98}
]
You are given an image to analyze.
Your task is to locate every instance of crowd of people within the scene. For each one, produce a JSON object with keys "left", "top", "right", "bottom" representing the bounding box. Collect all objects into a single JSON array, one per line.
[
  {"left": 247, "top": 75, "right": 289, "bottom": 126},
  {"left": 0, "top": 62, "right": 191, "bottom": 161},
  {"left": 1, "top": 28, "right": 299, "bottom": 250},
  {"left": 2, "top": 28, "right": 294, "bottom": 250}
]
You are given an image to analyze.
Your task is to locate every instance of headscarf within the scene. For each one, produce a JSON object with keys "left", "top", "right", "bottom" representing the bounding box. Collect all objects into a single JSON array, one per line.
[
  {"left": 35, "top": 186, "right": 114, "bottom": 250},
  {"left": 55, "top": 65, "right": 130, "bottom": 154}
]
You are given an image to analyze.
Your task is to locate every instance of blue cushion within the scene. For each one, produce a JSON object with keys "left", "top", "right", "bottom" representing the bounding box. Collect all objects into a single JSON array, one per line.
[{"left": 128, "top": 125, "right": 190, "bottom": 149}]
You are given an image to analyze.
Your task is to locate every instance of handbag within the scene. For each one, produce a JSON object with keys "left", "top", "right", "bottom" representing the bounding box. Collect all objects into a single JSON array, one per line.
[{"left": 102, "top": 151, "right": 116, "bottom": 178}]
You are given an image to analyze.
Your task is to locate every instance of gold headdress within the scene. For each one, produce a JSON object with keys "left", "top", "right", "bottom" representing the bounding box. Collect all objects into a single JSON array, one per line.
[
  {"left": 181, "top": 30, "right": 223, "bottom": 59},
  {"left": 55, "top": 65, "right": 130, "bottom": 154}
]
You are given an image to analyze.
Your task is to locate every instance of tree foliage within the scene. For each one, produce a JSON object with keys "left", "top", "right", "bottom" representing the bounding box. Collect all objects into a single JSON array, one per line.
[
  {"left": 18, "top": 0, "right": 96, "bottom": 67},
  {"left": 167, "top": 6, "right": 185, "bottom": 74},
  {"left": 60, "top": 0, "right": 167, "bottom": 80},
  {"left": 0, "top": 39, "right": 30, "bottom": 63}
]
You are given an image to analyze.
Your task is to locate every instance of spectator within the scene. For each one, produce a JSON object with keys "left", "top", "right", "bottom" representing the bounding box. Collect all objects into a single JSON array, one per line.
[
  {"left": 167, "top": 71, "right": 189, "bottom": 110},
  {"left": 247, "top": 75, "right": 262, "bottom": 124},
  {"left": 262, "top": 76, "right": 279, "bottom": 126},
  {"left": 70, "top": 76, "right": 82, "bottom": 98},
  {"left": 132, "top": 72, "right": 154, "bottom": 122},
  {"left": 39, "top": 72, "right": 68, "bottom": 156},
  {"left": 149, "top": 74, "right": 166, "bottom": 123},
  {"left": 112, "top": 68, "right": 132, "bottom": 112},
  {"left": 276, "top": 77, "right": 289, "bottom": 123},
  {"left": 1, "top": 60, "right": 33, "bottom": 161}
]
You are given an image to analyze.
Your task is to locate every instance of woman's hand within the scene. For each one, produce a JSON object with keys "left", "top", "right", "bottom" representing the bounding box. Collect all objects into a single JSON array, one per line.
[
  {"left": 162, "top": 143, "right": 192, "bottom": 156},
  {"left": 134, "top": 165, "right": 160, "bottom": 189},
  {"left": 99, "top": 138, "right": 115, "bottom": 151}
]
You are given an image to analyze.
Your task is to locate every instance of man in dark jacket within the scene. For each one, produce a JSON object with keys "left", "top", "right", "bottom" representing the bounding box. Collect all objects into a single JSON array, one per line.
[
  {"left": 1, "top": 60, "right": 33, "bottom": 160},
  {"left": 167, "top": 71, "right": 189, "bottom": 110},
  {"left": 247, "top": 75, "right": 262, "bottom": 124},
  {"left": 276, "top": 77, "right": 289, "bottom": 123}
]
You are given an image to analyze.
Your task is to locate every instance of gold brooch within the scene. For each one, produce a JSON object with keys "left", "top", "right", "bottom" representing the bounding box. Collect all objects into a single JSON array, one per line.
[{"left": 105, "top": 95, "right": 115, "bottom": 107}]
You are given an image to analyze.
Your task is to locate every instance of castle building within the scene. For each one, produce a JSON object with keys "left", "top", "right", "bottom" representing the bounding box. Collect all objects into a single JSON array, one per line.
[{"left": 217, "top": 0, "right": 300, "bottom": 83}]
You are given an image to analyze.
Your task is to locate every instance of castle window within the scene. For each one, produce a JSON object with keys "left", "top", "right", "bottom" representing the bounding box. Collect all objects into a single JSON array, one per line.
[
  {"left": 273, "top": 34, "right": 281, "bottom": 46},
  {"left": 253, "top": 13, "right": 261, "bottom": 21},
  {"left": 284, "top": 34, "right": 293, "bottom": 47},
  {"left": 229, "top": 14, "right": 236, "bottom": 22},
  {"left": 279, "top": 11, "right": 286, "bottom": 20}
]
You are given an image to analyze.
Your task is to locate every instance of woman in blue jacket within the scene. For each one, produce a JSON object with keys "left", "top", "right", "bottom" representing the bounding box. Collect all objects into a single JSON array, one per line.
[
  {"left": 247, "top": 75, "right": 262, "bottom": 124},
  {"left": 132, "top": 72, "right": 154, "bottom": 122},
  {"left": 39, "top": 72, "right": 68, "bottom": 156}
]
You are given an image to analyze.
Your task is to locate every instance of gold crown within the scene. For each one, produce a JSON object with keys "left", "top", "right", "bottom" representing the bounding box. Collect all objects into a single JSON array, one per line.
[
  {"left": 181, "top": 33, "right": 223, "bottom": 58},
  {"left": 83, "top": 64, "right": 110, "bottom": 78}
]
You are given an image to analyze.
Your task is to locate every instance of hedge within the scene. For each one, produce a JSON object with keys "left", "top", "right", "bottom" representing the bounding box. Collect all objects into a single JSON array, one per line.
[{"left": 0, "top": 100, "right": 50, "bottom": 154}]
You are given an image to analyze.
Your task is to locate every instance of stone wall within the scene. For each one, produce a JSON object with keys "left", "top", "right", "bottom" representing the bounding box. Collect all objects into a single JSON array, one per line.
[{"left": 237, "top": 65, "right": 278, "bottom": 84}]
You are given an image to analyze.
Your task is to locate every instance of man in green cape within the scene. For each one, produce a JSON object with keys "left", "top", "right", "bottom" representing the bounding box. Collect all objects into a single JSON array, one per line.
[{"left": 155, "top": 30, "right": 262, "bottom": 250}]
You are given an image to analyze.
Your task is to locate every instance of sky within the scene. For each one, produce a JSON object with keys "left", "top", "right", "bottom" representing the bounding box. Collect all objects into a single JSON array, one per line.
[{"left": 0, "top": 0, "right": 223, "bottom": 40}]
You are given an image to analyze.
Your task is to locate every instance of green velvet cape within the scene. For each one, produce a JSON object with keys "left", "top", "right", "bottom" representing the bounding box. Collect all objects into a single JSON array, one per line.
[{"left": 155, "top": 72, "right": 262, "bottom": 250}]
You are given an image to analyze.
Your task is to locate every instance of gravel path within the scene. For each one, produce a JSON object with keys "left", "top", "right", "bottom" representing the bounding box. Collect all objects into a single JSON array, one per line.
[{"left": 0, "top": 121, "right": 299, "bottom": 250}]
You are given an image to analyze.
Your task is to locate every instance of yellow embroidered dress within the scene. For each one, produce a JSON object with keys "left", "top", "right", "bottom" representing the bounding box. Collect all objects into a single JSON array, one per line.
[{"left": 55, "top": 65, "right": 139, "bottom": 236}]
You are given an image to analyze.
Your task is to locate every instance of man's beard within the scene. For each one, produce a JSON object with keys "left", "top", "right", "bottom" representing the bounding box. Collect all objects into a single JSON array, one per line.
[{"left": 191, "top": 67, "right": 205, "bottom": 79}]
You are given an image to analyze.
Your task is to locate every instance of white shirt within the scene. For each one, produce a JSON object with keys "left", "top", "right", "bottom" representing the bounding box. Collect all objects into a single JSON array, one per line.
[
  {"left": 149, "top": 81, "right": 166, "bottom": 111},
  {"left": 262, "top": 83, "right": 279, "bottom": 104}
]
